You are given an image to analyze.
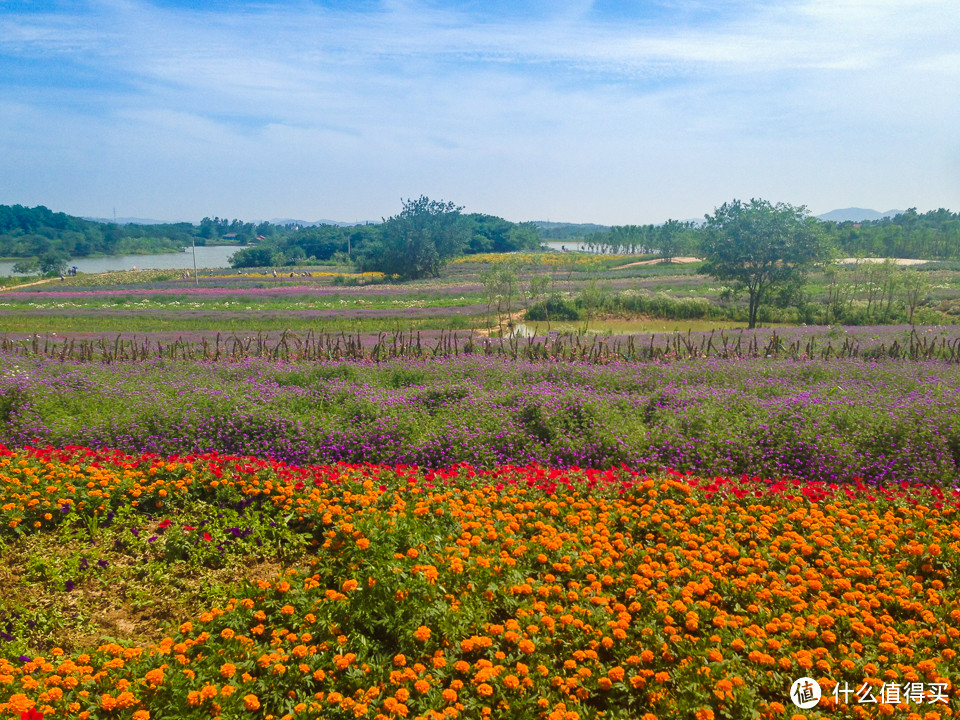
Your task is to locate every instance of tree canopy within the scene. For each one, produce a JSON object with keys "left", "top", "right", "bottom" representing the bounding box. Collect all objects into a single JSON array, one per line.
[
  {"left": 701, "top": 199, "right": 829, "bottom": 328},
  {"left": 355, "top": 197, "right": 469, "bottom": 279}
]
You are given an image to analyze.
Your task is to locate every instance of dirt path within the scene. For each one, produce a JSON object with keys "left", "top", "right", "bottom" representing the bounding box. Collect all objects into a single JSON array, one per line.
[
  {"left": 0, "top": 277, "right": 56, "bottom": 292},
  {"left": 612, "top": 257, "right": 702, "bottom": 270},
  {"left": 475, "top": 310, "right": 527, "bottom": 337}
]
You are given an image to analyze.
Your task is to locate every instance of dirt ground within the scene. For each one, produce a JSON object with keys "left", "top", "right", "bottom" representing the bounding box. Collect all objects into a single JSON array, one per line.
[{"left": 612, "top": 257, "right": 702, "bottom": 270}]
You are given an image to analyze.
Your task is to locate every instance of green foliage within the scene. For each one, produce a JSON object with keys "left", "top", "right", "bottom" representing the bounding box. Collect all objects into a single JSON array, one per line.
[
  {"left": 701, "top": 198, "right": 830, "bottom": 328},
  {"left": 228, "top": 244, "right": 278, "bottom": 268},
  {"left": 582, "top": 219, "right": 699, "bottom": 257},
  {"left": 39, "top": 250, "right": 71, "bottom": 276},
  {"left": 525, "top": 294, "right": 582, "bottom": 321},
  {"left": 356, "top": 196, "right": 469, "bottom": 279},
  {"left": 0, "top": 204, "right": 195, "bottom": 259},
  {"left": 10, "top": 259, "right": 39, "bottom": 275},
  {"left": 824, "top": 207, "right": 960, "bottom": 259}
]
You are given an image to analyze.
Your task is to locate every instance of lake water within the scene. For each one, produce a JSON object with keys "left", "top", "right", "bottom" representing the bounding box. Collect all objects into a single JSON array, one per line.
[
  {"left": 542, "top": 241, "right": 597, "bottom": 253},
  {"left": 0, "top": 245, "right": 245, "bottom": 277}
]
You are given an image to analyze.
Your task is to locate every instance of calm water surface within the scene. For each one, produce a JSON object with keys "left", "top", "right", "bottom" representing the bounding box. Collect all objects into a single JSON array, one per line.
[{"left": 0, "top": 245, "right": 245, "bottom": 276}]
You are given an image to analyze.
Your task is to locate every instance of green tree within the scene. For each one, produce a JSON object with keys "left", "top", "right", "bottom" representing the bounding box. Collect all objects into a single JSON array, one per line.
[
  {"left": 229, "top": 245, "right": 277, "bottom": 268},
  {"left": 901, "top": 269, "right": 930, "bottom": 324},
  {"left": 701, "top": 199, "right": 829, "bottom": 328},
  {"left": 480, "top": 260, "right": 522, "bottom": 334},
  {"left": 358, "top": 196, "right": 468, "bottom": 279},
  {"left": 38, "top": 250, "right": 70, "bottom": 277},
  {"left": 11, "top": 258, "right": 39, "bottom": 275}
]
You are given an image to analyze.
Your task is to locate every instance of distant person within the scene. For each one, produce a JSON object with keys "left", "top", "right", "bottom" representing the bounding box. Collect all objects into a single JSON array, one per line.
[{"left": 132, "top": 265, "right": 137, "bottom": 271}]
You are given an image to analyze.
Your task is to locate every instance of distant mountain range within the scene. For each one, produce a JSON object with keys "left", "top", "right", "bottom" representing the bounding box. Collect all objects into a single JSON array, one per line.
[
  {"left": 83, "top": 216, "right": 182, "bottom": 225},
  {"left": 268, "top": 218, "right": 375, "bottom": 228},
  {"left": 815, "top": 208, "right": 903, "bottom": 222}
]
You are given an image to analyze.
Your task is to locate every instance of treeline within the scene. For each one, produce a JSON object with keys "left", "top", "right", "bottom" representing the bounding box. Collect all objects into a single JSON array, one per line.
[
  {"left": 822, "top": 208, "right": 960, "bottom": 259},
  {"left": 229, "top": 210, "right": 541, "bottom": 270},
  {"left": 581, "top": 219, "right": 699, "bottom": 258},
  {"left": 3, "top": 202, "right": 958, "bottom": 277},
  {"left": 582, "top": 208, "right": 960, "bottom": 260},
  {"left": 0, "top": 204, "right": 196, "bottom": 260},
  {"left": 0, "top": 205, "right": 328, "bottom": 264}
]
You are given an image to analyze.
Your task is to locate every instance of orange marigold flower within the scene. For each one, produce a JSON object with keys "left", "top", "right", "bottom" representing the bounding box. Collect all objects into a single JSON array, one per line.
[
  {"left": 243, "top": 694, "right": 261, "bottom": 711},
  {"left": 477, "top": 683, "right": 494, "bottom": 697},
  {"left": 414, "top": 626, "right": 431, "bottom": 642},
  {"left": 220, "top": 663, "right": 237, "bottom": 679},
  {"left": 442, "top": 689, "right": 458, "bottom": 703}
]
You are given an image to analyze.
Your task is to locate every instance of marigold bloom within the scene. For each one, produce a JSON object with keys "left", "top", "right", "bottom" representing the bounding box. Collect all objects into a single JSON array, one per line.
[{"left": 243, "top": 694, "right": 260, "bottom": 711}]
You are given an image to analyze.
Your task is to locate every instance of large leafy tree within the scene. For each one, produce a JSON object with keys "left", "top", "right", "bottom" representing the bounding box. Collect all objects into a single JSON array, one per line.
[
  {"left": 701, "top": 198, "right": 830, "bottom": 328},
  {"left": 359, "top": 196, "right": 468, "bottom": 279}
]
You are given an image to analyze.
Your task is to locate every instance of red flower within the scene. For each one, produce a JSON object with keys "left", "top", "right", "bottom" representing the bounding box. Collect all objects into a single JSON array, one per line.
[
  {"left": 22, "top": 709, "right": 44, "bottom": 720},
  {"left": 203, "top": 532, "right": 212, "bottom": 542},
  {"left": 184, "top": 525, "right": 195, "bottom": 531},
  {"left": 158, "top": 519, "right": 172, "bottom": 529}
]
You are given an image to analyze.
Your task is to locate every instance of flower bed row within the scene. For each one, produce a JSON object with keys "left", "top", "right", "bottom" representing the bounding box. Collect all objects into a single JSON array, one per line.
[{"left": 1, "top": 447, "right": 959, "bottom": 719}]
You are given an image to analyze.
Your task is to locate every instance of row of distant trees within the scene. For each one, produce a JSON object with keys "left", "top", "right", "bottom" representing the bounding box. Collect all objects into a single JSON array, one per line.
[
  {"left": 580, "top": 208, "right": 960, "bottom": 261},
  {"left": 228, "top": 199, "right": 541, "bottom": 275},
  {"left": 2, "top": 201, "right": 958, "bottom": 281}
]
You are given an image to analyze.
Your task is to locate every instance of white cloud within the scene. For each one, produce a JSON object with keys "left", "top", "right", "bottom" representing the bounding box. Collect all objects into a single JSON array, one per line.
[{"left": 1, "top": 0, "right": 958, "bottom": 222}]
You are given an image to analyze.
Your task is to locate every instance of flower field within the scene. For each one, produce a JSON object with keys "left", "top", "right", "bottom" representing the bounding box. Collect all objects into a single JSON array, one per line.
[
  {"left": 2, "top": 355, "right": 960, "bottom": 484},
  {"left": 1, "top": 446, "right": 958, "bottom": 719}
]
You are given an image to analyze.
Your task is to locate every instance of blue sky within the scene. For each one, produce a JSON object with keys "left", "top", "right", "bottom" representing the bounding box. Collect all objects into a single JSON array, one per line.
[{"left": 1, "top": 0, "right": 958, "bottom": 224}]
